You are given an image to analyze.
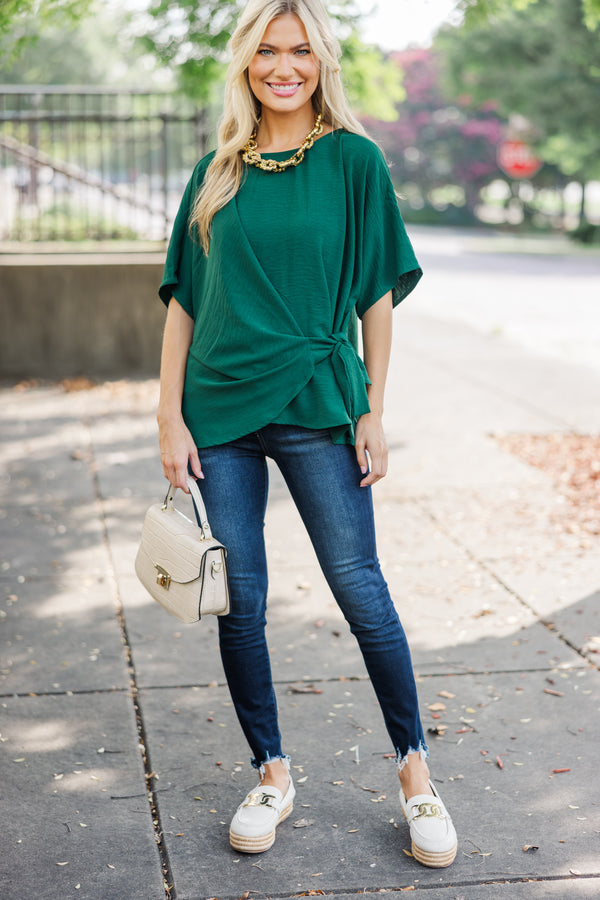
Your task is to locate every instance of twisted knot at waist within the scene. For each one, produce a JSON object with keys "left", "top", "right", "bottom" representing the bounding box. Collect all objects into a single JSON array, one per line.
[{"left": 309, "top": 332, "right": 369, "bottom": 420}]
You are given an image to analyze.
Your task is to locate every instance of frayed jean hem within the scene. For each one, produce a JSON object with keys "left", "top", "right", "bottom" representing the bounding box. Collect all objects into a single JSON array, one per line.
[
  {"left": 396, "top": 742, "right": 430, "bottom": 772},
  {"left": 251, "top": 753, "right": 291, "bottom": 774}
]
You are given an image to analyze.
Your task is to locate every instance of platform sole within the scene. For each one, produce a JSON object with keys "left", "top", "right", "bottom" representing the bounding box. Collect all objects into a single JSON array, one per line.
[
  {"left": 411, "top": 840, "right": 457, "bottom": 868},
  {"left": 229, "top": 801, "right": 294, "bottom": 853}
]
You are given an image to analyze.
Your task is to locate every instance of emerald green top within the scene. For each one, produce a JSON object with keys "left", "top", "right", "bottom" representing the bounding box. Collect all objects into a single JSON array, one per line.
[{"left": 159, "top": 130, "right": 422, "bottom": 448}]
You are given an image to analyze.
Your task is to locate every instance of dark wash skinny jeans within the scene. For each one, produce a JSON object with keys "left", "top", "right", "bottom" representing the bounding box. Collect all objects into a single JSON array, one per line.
[{"left": 197, "top": 424, "right": 428, "bottom": 771}]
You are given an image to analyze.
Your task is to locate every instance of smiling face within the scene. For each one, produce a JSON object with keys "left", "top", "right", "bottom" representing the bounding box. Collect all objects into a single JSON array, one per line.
[{"left": 247, "top": 13, "right": 320, "bottom": 118}]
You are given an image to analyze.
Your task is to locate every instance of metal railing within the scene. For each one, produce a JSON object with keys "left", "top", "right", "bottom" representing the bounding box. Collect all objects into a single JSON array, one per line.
[{"left": 0, "top": 86, "right": 209, "bottom": 243}]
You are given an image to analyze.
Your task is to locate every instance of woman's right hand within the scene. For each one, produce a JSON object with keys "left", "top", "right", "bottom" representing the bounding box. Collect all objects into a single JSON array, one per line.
[{"left": 157, "top": 411, "right": 203, "bottom": 492}]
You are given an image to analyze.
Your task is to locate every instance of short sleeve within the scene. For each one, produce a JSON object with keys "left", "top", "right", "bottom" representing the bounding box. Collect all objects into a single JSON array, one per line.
[
  {"left": 354, "top": 144, "right": 422, "bottom": 319},
  {"left": 158, "top": 155, "right": 212, "bottom": 317}
]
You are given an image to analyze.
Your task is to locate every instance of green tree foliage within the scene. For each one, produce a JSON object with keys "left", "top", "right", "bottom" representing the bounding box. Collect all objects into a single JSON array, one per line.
[
  {"left": 438, "top": 0, "right": 600, "bottom": 185},
  {"left": 458, "top": 0, "right": 600, "bottom": 29},
  {"left": 0, "top": 7, "right": 151, "bottom": 85},
  {"left": 0, "top": 0, "right": 93, "bottom": 63},
  {"left": 139, "top": 0, "right": 403, "bottom": 118}
]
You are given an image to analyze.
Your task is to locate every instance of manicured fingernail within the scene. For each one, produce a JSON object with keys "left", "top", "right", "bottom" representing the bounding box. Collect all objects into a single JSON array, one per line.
[
  {"left": 360, "top": 466, "right": 368, "bottom": 474},
  {"left": 199, "top": 472, "right": 205, "bottom": 479}
]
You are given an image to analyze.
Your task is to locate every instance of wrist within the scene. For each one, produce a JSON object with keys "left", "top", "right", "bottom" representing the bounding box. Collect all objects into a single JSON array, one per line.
[
  {"left": 365, "top": 401, "right": 384, "bottom": 418},
  {"left": 157, "top": 404, "right": 184, "bottom": 427},
  {"left": 366, "top": 386, "right": 384, "bottom": 416}
]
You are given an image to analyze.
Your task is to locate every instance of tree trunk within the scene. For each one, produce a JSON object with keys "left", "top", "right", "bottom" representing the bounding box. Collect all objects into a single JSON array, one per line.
[{"left": 579, "top": 181, "right": 587, "bottom": 226}]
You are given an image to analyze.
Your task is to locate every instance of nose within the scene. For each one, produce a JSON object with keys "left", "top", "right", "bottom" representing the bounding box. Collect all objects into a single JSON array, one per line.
[{"left": 275, "top": 52, "right": 294, "bottom": 78}]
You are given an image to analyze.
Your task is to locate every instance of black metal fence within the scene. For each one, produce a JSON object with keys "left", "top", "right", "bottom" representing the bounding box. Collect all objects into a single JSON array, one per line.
[{"left": 0, "top": 86, "right": 209, "bottom": 243}]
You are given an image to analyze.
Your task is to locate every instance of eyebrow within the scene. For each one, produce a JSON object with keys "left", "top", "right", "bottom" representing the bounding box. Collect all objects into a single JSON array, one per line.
[{"left": 258, "top": 42, "right": 310, "bottom": 50}]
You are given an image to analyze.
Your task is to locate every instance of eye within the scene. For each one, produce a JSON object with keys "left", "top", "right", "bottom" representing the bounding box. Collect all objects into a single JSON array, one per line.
[
  {"left": 258, "top": 48, "right": 274, "bottom": 57},
  {"left": 295, "top": 48, "right": 311, "bottom": 56}
]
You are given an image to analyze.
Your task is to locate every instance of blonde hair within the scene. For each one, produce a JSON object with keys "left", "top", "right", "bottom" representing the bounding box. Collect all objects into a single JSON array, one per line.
[{"left": 190, "top": 0, "right": 369, "bottom": 254}]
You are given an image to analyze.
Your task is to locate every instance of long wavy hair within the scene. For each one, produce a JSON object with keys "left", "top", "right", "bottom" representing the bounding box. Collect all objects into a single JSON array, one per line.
[{"left": 190, "top": 0, "right": 369, "bottom": 254}]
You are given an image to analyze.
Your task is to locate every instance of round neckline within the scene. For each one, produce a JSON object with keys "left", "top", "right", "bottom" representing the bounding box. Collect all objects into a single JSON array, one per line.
[{"left": 256, "top": 128, "right": 343, "bottom": 158}]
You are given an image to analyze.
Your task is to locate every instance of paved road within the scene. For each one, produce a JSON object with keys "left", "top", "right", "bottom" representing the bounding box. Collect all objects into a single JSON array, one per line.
[{"left": 410, "top": 227, "right": 600, "bottom": 373}]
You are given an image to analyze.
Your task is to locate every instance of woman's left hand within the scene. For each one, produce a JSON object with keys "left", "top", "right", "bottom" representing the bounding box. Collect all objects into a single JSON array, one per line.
[{"left": 355, "top": 412, "right": 388, "bottom": 487}]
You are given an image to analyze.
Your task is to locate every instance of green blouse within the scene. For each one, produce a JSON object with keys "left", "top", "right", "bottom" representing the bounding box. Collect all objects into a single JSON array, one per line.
[{"left": 159, "top": 130, "right": 422, "bottom": 448}]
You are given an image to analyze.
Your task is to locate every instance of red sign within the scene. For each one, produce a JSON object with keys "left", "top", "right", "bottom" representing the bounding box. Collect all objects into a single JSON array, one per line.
[{"left": 497, "top": 140, "right": 543, "bottom": 179}]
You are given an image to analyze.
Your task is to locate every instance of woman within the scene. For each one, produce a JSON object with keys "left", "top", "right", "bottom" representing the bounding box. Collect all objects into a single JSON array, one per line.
[{"left": 157, "top": 0, "right": 457, "bottom": 868}]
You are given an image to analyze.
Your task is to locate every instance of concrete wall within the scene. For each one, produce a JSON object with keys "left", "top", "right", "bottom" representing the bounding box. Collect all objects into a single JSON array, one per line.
[{"left": 0, "top": 253, "right": 167, "bottom": 379}]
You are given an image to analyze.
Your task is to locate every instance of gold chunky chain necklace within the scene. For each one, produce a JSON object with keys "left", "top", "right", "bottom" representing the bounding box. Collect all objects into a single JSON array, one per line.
[{"left": 242, "top": 113, "right": 323, "bottom": 172}]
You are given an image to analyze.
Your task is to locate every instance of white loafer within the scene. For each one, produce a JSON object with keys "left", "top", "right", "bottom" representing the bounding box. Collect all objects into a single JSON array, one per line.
[
  {"left": 229, "top": 777, "right": 296, "bottom": 853},
  {"left": 399, "top": 779, "right": 457, "bottom": 868}
]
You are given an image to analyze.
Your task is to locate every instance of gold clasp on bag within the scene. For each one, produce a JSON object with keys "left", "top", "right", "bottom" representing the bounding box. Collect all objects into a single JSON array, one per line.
[
  {"left": 155, "top": 565, "right": 171, "bottom": 589},
  {"left": 211, "top": 560, "right": 223, "bottom": 578}
]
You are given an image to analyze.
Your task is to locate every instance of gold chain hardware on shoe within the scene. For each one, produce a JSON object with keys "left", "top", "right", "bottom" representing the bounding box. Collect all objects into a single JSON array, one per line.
[
  {"left": 243, "top": 791, "right": 277, "bottom": 809},
  {"left": 414, "top": 802, "right": 445, "bottom": 819}
]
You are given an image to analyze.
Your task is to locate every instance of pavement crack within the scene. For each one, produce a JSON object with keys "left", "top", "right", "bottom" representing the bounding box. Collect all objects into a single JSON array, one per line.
[
  {"left": 83, "top": 414, "right": 177, "bottom": 900},
  {"left": 414, "top": 498, "right": 597, "bottom": 671},
  {"left": 180, "top": 872, "right": 600, "bottom": 900}
]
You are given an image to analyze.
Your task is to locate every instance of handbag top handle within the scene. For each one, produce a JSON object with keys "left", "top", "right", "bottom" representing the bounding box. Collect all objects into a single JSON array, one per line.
[{"left": 163, "top": 476, "right": 213, "bottom": 540}]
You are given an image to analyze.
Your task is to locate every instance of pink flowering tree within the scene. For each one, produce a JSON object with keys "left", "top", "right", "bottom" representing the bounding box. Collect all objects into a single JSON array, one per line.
[{"left": 364, "top": 48, "right": 504, "bottom": 219}]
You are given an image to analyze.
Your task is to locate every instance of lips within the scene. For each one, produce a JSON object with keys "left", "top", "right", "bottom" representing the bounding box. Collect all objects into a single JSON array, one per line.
[{"left": 267, "top": 82, "right": 302, "bottom": 96}]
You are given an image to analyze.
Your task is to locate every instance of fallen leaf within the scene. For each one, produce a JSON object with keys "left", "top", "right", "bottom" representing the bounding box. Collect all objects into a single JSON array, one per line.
[
  {"left": 56, "top": 862, "right": 69, "bottom": 867},
  {"left": 496, "top": 756, "right": 504, "bottom": 770},
  {"left": 543, "top": 689, "right": 564, "bottom": 697},
  {"left": 297, "top": 775, "right": 308, "bottom": 783},
  {"left": 570, "top": 869, "right": 582, "bottom": 876},
  {"left": 289, "top": 684, "right": 323, "bottom": 694},
  {"left": 437, "top": 690, "right": 455, "bottom": 699},
  {"left": 552, "top": 768, "right": 570, "bottom": 774},
  {"left": 402, "top": 848, "right": 413, "bottom": 857},
  {"left": 293, "top": 818, "right": 315, "bottom": 828},
  {"left": 523, "top": 845, "right": 539, "bottom": 853},
  {"left": 351, "top": 777, "right": 383, "bottom": 793},
  {"left": 427, "top": 702, "right": 446, "bottom": 712},
  {"left": 427, "top": 725, "right": 448, "bottom": 736}
]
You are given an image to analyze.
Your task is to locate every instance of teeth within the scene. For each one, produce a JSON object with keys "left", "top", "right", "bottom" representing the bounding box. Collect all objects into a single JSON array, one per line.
[{"left": 269, "top": 83, "right": 299, "bottom": 91}]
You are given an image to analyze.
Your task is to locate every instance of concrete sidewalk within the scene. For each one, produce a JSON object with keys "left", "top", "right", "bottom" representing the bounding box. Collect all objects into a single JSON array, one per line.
[{"left": 1, "top": 305, "right": 599, "bottom": 899}]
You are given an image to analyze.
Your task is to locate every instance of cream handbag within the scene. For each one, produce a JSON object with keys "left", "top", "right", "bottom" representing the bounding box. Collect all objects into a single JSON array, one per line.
[{"left": 135, "top": 476, "right": 229, "bottom": 622}]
